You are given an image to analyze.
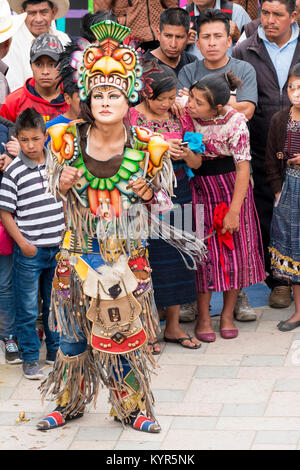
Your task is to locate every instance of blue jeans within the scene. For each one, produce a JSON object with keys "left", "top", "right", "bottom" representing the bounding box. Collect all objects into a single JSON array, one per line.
[
  {"left": 13, "top": 245, "right": 60, "bottom": 363},
  {"left": 0, "top": 254, "right": 14, "bottom": 339},
  {"left": 60, "top": 337, "right": 87, "bottom": 356}
]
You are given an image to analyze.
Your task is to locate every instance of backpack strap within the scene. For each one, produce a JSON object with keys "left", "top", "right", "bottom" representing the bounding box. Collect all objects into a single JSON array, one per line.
[
  {"left": 186, "top": 2, "right": 197, "bottom": 31},
  {"left": 220, "top": 0, "right": 233, "bottom": 20},
  {"left": 186, "top": 1, "right": 233, "bottom": 31}
]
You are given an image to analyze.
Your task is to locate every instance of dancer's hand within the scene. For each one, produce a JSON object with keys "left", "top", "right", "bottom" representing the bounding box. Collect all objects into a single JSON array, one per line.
[
  {"left": 59, "top": 167, "right": 84, "bottom": 195},
  {"left": 127, "top": 177, "right": 154, "bottom": 201}
]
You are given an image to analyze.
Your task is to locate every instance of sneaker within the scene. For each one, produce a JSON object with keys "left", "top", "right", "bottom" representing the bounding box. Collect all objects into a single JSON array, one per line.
[
  {"left": 179, "top": 301, "right": 197, "bottom": 323},
  {"left": 234, "top": 290, "right": 257, "bottom": 322},
  {"left": 4, "top": 336, "right": 23, "bottom": 364},
  {"left": 269, "top": 286, "right": 292, "bottom": 309},
  {"left": 45, "top": 351, "right": 57, "bottom": 365},
  {"left": 22, "top": 362, "right": 44, "bottom": 380}
]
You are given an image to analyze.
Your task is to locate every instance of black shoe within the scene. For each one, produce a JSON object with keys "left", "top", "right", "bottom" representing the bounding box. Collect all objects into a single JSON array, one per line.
[{"left": 4, "top": 336, "right": 22, "bottom": 364}]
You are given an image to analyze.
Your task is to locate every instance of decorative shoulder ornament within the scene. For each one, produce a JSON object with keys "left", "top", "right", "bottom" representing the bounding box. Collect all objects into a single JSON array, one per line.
[{"left": 48, "top": 122, "right": 171, "bottom": 218}]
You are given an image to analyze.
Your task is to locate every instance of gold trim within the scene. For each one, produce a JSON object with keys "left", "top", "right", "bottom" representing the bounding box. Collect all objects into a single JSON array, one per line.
[
  {"left": 0, "top": 21, "right": 12, "bottom": 34},
  {"left": 269, "top": 247, "right": 300, "bottom": 276}
]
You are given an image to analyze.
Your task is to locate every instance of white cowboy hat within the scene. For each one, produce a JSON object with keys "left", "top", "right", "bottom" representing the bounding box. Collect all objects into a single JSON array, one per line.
[
  {"left": 0, "top": 0, "right": 26, "bottom": 43},
  {"left": 8, "top": 0, "right": 70, "bottom": 20}
]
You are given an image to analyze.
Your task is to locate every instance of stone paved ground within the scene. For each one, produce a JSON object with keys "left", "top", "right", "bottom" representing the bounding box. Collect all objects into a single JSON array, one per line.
[{"left": 1, "top": 295, "right": 300, "bottom": 450}]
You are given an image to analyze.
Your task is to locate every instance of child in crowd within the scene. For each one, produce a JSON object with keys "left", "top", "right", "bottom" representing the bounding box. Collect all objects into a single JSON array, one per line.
[
  {"left": 46, "top": 86, "right": 80, "bottom": 131},
  {"left": 0, "top": 116, "right": 21, "bottom": 364},
  {"left": 266, "top": 64, "right": 300, "bottom": 332},
  {"left": 46, "top": 40, "right": 81, "bottom": 135},
  {"left": 128, "top": 63, "right": 202, "bottom": 352},
  {"left": 0, "top": 33, "right": 68, "bottom": 124},
  {"left": 187, "top": 71, "right": 265, "bottom": 342},
  {"left": 0, "top": 108, "right": 65, "bottom": 379},
  {"left": 46, "top": 39, "right": 80, "bottom": 129}
]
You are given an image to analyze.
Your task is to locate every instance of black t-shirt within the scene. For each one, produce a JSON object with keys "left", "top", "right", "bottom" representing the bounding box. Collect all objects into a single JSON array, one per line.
[{"left": 143, "top": 49, "right": 197, "bottom": 76}]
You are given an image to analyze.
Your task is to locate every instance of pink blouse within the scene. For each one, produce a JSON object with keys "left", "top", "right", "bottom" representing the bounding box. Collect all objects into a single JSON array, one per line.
[
  {"left": 192, "top": 108, "right": 252, "bottom": 164},
  {"left": 127, "top": 107, "right": 194, "bottom": 140}
]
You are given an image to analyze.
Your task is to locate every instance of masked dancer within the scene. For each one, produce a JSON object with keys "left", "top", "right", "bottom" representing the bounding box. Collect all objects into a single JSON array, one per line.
[{"left": 36, "top": 20, "right": 206, "bottom": 433}]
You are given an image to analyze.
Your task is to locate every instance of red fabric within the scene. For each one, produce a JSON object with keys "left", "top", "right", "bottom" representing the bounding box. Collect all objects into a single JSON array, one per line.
[
  {"left": 133, "top": 415, "right": 149, "bottom": 430},
  {"left": 0, "top": 220, "right": 14, "bottom": 255},
  {"left": 128, "top": 256, "right": 149, "bottom": 272},
  {"left": 47, "top": 411, "right": 65, "bottom": 426},
  {"left": 0, "top": 78, "right": 69, "bottom": 123},
  {"left": 208, "top": 203, "right": 234, "bottom": 285}
]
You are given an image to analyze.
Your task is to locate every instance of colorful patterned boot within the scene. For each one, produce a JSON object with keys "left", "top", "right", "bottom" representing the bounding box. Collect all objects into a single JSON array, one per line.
[
  {"left": 130, "top": 413, "right": 161, "bottom": 433},
  {"left": 114, "top": 410, "right": 161, "bottom": 433},
  {"left": 36, "top": 406, "right": 84, "bottom": 431}
]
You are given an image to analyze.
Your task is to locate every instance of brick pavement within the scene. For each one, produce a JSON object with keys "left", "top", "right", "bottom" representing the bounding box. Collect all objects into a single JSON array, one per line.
[{"left": 1, "top": 298, "right": 300, "bottom": 450}]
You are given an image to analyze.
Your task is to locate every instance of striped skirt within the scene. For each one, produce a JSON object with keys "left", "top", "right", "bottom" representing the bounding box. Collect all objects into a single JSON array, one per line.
[
  {"left": 191, "top": 172, "right": 265, "bottom": 293},
  {"left": 269, "top": 167, "right": 300, "bottom": 284},
  {"left": 148, "top": 169, "right": 197, "bottom": 307}
]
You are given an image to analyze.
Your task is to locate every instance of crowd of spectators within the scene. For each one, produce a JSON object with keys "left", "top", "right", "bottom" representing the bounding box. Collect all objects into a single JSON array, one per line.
[{"left": 0, "top": 0, "right": 299, "bottom": 378}]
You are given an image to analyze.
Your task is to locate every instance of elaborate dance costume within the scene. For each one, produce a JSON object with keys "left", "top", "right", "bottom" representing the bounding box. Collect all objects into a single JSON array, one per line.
[{"left": 37, "top": 20, "right": 205, "bottom": 432}]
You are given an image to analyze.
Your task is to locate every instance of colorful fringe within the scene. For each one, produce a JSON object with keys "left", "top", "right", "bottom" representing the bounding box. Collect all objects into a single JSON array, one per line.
[{"left": 39, "top": 348, "right": 101, "bottom": 418}]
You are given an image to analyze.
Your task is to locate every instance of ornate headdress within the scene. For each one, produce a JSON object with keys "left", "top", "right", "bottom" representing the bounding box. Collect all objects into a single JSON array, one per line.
[{"left": 73, "top": 20, "right": 143, "bottom": 103}]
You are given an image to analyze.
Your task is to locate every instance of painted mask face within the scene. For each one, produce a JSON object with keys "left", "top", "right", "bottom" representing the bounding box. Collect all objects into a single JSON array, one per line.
[{"left": 77, "top": 21, "right": 143, "bottom": 103}]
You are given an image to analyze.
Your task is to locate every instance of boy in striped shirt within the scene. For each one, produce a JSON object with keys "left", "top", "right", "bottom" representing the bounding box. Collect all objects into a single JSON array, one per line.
[{"left": 0, "top": 108, "right": 65, "bottom": 379}]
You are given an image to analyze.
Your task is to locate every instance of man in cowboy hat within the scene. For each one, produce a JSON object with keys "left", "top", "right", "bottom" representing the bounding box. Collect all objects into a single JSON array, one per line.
[
  {"left": 4, "top": 0, "right": 70, "bottom": 92},
  {"left": 0, "top": 0, "right": 26, "bottom": 105}
]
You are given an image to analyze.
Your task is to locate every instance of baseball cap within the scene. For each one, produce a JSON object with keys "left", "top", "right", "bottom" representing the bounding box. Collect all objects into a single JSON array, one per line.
[{"left": 30, "top": 33, "right": 64, "bottom": 63}]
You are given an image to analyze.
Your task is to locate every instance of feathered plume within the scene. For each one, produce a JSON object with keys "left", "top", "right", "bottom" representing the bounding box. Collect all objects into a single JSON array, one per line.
[
  {"left": 138, "top": 60, "right": 164, "bottom": 100},
  {"left": 57, "top": 38, "right": 90, "bottom": 91}
]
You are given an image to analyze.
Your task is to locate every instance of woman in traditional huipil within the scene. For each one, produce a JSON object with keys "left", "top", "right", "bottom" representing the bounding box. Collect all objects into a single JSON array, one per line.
[
  {"left": 187, "top": 71, "right": 265, "bottom": 343},
  {"left": 36, "top": 21, "right": 205, "bottom": 432}
]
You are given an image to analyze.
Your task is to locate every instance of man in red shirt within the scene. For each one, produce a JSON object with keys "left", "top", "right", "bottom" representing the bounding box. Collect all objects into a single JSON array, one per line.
[{"left": 0, "top": 33, "right": 68, "bottom": 123}]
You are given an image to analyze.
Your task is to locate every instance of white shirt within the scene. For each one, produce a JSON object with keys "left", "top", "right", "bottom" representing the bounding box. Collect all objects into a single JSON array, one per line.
[{"left": 4, "top": 21, "right": 70, "bottom": 93}]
